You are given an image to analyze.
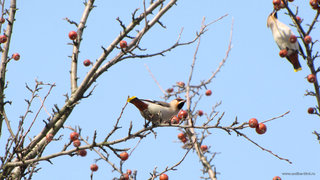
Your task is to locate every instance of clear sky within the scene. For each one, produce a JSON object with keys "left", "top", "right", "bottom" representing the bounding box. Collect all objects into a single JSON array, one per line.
[{"left": 1, "top": 0, "right": 320, "bottom": 180}]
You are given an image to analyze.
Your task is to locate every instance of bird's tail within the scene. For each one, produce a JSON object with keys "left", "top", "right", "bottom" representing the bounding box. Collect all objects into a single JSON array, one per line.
[
  {"left": 127, "top": 96, "right": 137, "bottom": 102},
  {"left": 127, "top": 96, "right": 148, "bottom": 111},
  {"left": 287, "top": 53, "right": 302, "bottom": 72}
]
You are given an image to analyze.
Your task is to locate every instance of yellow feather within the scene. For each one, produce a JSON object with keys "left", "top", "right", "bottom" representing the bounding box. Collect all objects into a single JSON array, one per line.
[
  {"left": 294, "top": 67, "right": 302, "bottom": 72},
  {"left": 127, "top": 96, "right": 137, "bottom": 102}
]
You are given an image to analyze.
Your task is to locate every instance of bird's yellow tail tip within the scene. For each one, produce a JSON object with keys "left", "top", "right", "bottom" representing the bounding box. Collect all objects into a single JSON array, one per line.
[
  {"left": 127, "top": 96, "right": 137, "bottom": 102},
  {"left": 294, "top": 67, "right": 302, "bottom": 72}
]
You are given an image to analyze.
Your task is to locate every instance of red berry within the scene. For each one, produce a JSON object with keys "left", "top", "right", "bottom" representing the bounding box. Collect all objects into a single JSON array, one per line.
[
  {"left": 73, "top": 139, "right": 81, "bottom": 147},
  {"left": 78, "top": 149, "right": 87, "bottom": 157},
  {"left": 308, "top": 107, "right": 315, "bottom": 114},
  {"left": 176, "top": 81, "right": 185, "bottom": 88},
  {"left": 177, "top": 133, "right": 186, "bottom": 140},
  {"left": 68, "top": 31, "right": 77, "bottom": 40},
  {"left": 304, "top": 35, "right": 312, "bottom": 44},
  {"left": 279, "top": 49, "right": 288, "bottom": 58},
  {"left": 178, "top": 110, "right": 188, "bottom": 119},
  {"left": 198, "top": 110, "right": 204, "bottom": 116},
  {"left": 307, "top": 74, "right": 316, "bottom": 83},
  {"left": 127, "top": 169, "right": 132, "bottom": 175},
  {"left": 120, "top": 40, "right": 127, "bottom": 49},
  {"left": 171, "top": 116, "right": 180, "bottom": 124},
  {"left": 289, "top": 35, "right": 297, "bottom": 43},
  {"left": 255, "top": 123, "right": 267, "bottom": 135},
  {"left": 273, "top": 0, "right": 281, "bottom": 6},
  {"left": 273, "top": 176, "right": 282, "bottom": 180},
  {"left": 310, "top": 0, "right": 319, "bottom": 9},
  {"left": 120, "top": 152, "right": 129, "bottom": 161},
  {"left": 205, "top": 89, "right": 212, "bottom": 96},
  {"left": 46, "top": 133, "right": 54, "bottom": 142},
  {"left": 296, "top": 16, "right": 302, "bottom": 23},
  {"left": 181, "top": 137, "right": 187, "bottom": 143},
  {"left": 0, "top": 35, "right": 7, "bottom": 43},
  {"left": 0, "top": 17, "right": 5, "bottom": 24},
  {"left": 166, "top": 88, "right": 173, "bottom": 93},
  {"left": 70, "top": 132, "right": 79, "bottom": 141},
  {"left": 12, "top": 53, "right": 20, "bottom": 61},
  {"left": 90, "top": 164, "right": 98, "bottom": 172},
  {"left": 83, "top": 59, "right": 91, "bottom": 67},
  {"left": 200, "top": 145, "right": 208, "bottom": 152},
  {"left": 159, "top": 173, "right": 169, "bottom": 180},
  {"left": 248, "top": 118, "right": 259, "bottom": 128},
  {"left": 120, "top": 173, "right": 129, "bottom": 180}
]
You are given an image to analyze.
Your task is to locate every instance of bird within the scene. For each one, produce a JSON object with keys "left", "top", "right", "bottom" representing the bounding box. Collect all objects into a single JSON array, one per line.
[
  {"left": 127, "top": 96, "right": 186, "bottom": 124},
  {"left": 267, "top": 11, "right": 302, "bottom": 72}
]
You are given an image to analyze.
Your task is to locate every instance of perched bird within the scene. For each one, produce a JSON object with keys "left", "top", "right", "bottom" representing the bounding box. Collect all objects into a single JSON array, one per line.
[
  {"left": 267, "top": 11, "right": 302, "bottom": 72},
  {"left": 127, "top": 96, "right": 186, "bottom": 123}
]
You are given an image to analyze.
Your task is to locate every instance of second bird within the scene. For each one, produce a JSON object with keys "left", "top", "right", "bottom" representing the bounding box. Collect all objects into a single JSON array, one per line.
[{"left": 267, "top": 11, "right": 302, "bottom": 72}]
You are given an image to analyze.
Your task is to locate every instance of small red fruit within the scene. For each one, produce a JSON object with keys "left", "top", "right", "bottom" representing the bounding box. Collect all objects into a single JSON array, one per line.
[
  {"left": 178, "top": 110, "right": 188, "bottom": 119},
  {"left": 205, "top": 89, "right": 212, "bottom": 96},
  {"left": 159, "top": 173, "right": 169, "bottom": 180},
  {"left": 46, "top": 133, "right": 54, "bottom": 142},
  {"left": 198, "top": 110, "right": 204, "bottom": 116},
  {"left": 255, "top": 123, "right": 267, "bottom": 135},
  {"left": 296, "top": 16, "right": 302, "bottom": 24},
  {"left": 166, "top": 88, "right": 173, "bottom": 93},
  {"left": 120, "top": 40, "right": 127, "bottom": 49},
  {"left": 176, "top": 81, "right": 185, "bottom": 88},
  {"left": 90, "top": 164, "right": 98, "bottom": 172},
  {"left": 273, "top": 0, "right": 281, "bottom": 6},
  {"left": 171, "top": 116, "right": 180, "bottom": 124},
  {"left": 307, "top": 74, "right": 316, "bottom": 83},
  {"left": 73, "top": 139, "right": 81, "bottom": 147},
  {"left": 12, "top": 53, "right": 20, "bottom": 61},
  {"left": 289, "top": 35, "right": 297, "bottom": 43},
  {"left": 279, "top": 49, "right": 288, "bottom": 57},
  {"left": 0, "top": 17, "right": 5, "bottom": 24},
  {"left": 181, "top": 137, "right": 187, "bottom": 143},
  {"left": 273, "top": 176, "right": 281, "bottom": 180},
  {"left": 83, "top": 59, "right": 91, "bottom": 66},
  {"left": 78, "top": 149, "right": 87, "bottom": 157},
  {"left": 304, "top": 35, "right": 312, "bottom": 44},
  {"left": 127, "top": 169, "right": 132, "bottom": 175},
  {"left": 308, "top": 107, "right": 315, "bottom": 114},
  {"left": 177, "top": 133, "right": 186, "bottom": 140},
  {"left": 120, "top": 173, "right": 129, "bottom": 180},
  {"left": 68, "top": 31, "right": 77, "bottom": 40},
  {"left": 120, "top": 152, "right": 129, "bottom": 161},
  {"left": 248, "top": 118, "right": 259, "bottom": 128},
  {"left": 70, "top": 132, "right": 79, "bottom": 141},
  {"left": 200, "top": 145, "right": 208, "bottom": 152},
  {"left": 310, "top": 0, "right": 319, "bottom": 9},
  {"left": 0, "top": 35, "right": 7, "bottom": 43}
]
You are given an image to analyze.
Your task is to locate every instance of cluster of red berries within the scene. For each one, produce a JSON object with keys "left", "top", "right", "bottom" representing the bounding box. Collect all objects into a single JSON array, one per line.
[
  {"left": 69, "top": 132, "right": 87, "bottom": 157},
  {"left": 119, "top": 169, "right": 132, "bottom": 180},
  {"left": 171, "top": 110, "right": 188, "bottom": 124},
  {"left": 248, "top": 118, "right": 267, "bottom": 135},
  {"left": 279, "top": 34, "right": 312, "bottom": 58}
]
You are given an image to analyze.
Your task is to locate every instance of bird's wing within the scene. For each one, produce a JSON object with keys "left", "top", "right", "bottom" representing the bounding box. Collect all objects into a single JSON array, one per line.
[{"left": 141, "top": 99, "right": 171, "bottom": 108}]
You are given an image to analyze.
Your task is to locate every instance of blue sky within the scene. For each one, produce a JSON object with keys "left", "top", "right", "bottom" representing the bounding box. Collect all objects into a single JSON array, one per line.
[{"left": 1, "top": 0, "right": 320, "bottom": 180}]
